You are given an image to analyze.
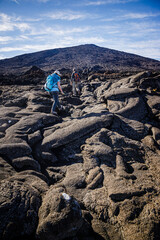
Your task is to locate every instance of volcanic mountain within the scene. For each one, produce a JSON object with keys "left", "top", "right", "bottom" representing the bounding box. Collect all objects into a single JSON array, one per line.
[{"left": 0, "top": 44, "right": 160, "bottom": 74}]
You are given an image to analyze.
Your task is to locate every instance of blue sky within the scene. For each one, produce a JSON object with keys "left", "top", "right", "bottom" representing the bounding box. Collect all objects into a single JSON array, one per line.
[{"left": 0, "top": 0, "right": 160, "bottom": 60}]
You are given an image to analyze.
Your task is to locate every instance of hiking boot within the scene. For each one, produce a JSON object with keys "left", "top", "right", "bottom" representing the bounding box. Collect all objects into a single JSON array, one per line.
[
  {"left": 59, "top": 105, "right": 65, "bottom": 111},
  {"left": 51, "top": 111, "right": 58, "bottom": 116}
]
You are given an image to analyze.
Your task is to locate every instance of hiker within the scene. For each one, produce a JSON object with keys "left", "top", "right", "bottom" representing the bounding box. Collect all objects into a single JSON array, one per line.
[
  {"left": 44, "top": 70, "right": 64, "bottom": 114},
  {"left": 70, "top": 68, "right": 81, "bottom": 96}
]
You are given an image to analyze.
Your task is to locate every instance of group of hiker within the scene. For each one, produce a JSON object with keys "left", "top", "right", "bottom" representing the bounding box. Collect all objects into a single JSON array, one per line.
[{"left": 44, "top": 68, "right": 81, "bottom": 115}]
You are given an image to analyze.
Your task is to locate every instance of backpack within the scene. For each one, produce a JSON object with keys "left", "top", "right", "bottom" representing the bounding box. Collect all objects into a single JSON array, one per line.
[
  {"left": 44, "top": 74, "right": 57, "bottom": 92},
  {"left": 74, "top": 72, "right": 80, "bottom": 82}
]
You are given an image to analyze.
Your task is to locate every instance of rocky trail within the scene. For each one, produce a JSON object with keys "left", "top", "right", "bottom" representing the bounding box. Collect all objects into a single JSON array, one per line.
[{"left": 0, "top": 71, "right": 160, "bottom": 240}]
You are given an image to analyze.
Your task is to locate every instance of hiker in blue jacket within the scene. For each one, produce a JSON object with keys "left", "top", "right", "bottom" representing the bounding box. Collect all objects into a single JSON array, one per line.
[{"left": 45, "top": 70, "right": 64, "bottom": 114}]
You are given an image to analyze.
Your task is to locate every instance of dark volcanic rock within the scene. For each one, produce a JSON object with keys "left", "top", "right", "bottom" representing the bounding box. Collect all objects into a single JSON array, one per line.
[
  {"left": 0, "top": 70, "right": 160, "bottom": 240},
  {"left": 0, "top": 157, "right": 16, "bottom": 181},
  {"left": 0, "top": 66, "right": 45, "bottom": 85},
  {"left": 0, "top": 172, "right": 47, "bottom": 240},
  {"left": 36, "top": 187, "right": 83, "bottom": 240}
]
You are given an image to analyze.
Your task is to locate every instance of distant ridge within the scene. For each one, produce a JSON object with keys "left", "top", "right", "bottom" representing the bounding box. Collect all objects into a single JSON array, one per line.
[{"left": 0, "top": 44, "right": 160, "bottom": 74}]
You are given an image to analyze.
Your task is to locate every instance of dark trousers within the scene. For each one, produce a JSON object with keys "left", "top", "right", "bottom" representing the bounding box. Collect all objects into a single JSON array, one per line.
[{"left": 50, "top": 91, "right": 61, "bottom": 112}]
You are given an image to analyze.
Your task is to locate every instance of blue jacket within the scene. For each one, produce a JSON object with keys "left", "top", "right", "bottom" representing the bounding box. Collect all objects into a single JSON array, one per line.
[{"left": 50, "top": 73, "right": 60, "bottom": 92}]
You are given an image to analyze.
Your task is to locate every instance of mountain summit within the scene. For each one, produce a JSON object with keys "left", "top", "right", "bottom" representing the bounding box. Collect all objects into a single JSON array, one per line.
[{"left": 0, "top": 44, "right": 160, "bottom": 74}]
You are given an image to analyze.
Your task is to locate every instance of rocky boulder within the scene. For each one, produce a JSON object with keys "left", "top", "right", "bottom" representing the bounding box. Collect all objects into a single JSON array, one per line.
[
  {"left": 36, "top": 187, "right": 83, "bottom": 240},
  {"left": 0, "top": 170, "right": 48, "bottom": 240}
]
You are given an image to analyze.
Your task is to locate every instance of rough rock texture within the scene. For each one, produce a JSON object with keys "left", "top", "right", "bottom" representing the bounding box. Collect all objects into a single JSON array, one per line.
[
  {"left": 0, "top": 171, "right": 48, "bottom": 240},
  {"left": 0, "top": 70, "right": 160, "bottom": 240},
  {"left": 36, "top": 187, "right": 83, "bottom": 240}
]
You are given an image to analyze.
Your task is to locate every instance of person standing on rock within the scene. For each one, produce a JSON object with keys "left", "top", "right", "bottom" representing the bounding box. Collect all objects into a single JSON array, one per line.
[
  {"left": 70, "top": 68, "right": 81, "bottom": 96},
  {"left": 44, "top": 70, "right": 64, "bottom": 115}
]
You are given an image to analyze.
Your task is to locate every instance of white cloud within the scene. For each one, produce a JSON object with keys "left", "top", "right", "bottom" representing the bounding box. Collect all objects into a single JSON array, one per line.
[
  {"left": 18, "top": 35, "right": 30, "bottom": 40},
  {"left": 0, "top": 43, "right": 69, "bottom": 54},
  {"left": 28, "top": 25, "right": 92, "bottom": 37},
  {"left": 0, "top": 13, "right": 14, "bottom": 31},
  {"left": 52, "top": 26, "right": 91, "bottom": 35},
  {"left": 122, "top": 12, "right": 160, "bottom": 19},
  {"left": 11, "top": 0, "right": 19, "bottom": 4},
  {"left": 99, "top": 17, "right": 160, "bottom": 38},
  {"left": 101, "top": 11, "right": 160, "bottom": 22},
  {"left": 85, "top": 0, "right": 108, "bottom": 5},
  {"left": 43, "top": 10, "right": 91, "bottom": 21},
  {"left": 24, "top": 17, "right": 42, "bottom": 22},
  {"left": 0, "top": 35, "right": 105, "bottom": 54},
  {"left": 37, "top": 0, "right": 50, "bottom": 2},
  {"left": 15, "top": 22, "right": 30, "bottom": 32},
  {"left": 68, "top": 36, "right": 105, "bottom": 45},
  {"left": 0, "top": 13, "right": 11, "bottom": 23},
  {"left": 85, "top": 0, "right": 137, "bottom": 6},
  {"left": 0, "top": 46, "right": 23, "bottom": 52},
  {"left": 0, "top": 23, "right": 14, "bottom": 31},
  {"left": 126, "top": 21, "right": 160, "bottom": 36},
  {"left": 0, "top": 45, "right": 44, "bottom": 52},
  {"left": 0, "top": 13, "right": 30, "bottom": 32},
  {"left": 0, "top": 36, "right": 13, "bottom": 43}
]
